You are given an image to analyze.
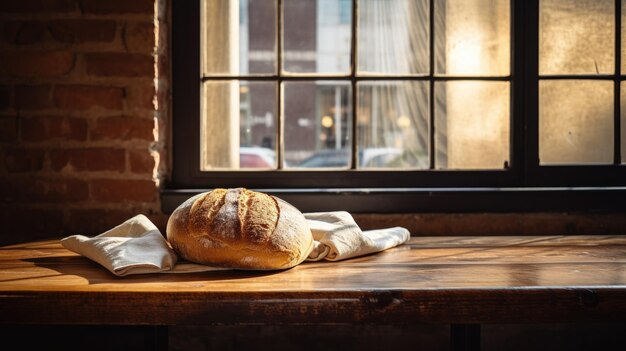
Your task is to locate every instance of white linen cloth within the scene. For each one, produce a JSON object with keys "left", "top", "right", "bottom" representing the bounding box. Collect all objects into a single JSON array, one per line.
[
  {"left": 304, "top": 211, "right": 410, "bottom": 261},
  {"left": 61, "top": 212, "right": 410, "bottom": 276},
  {"left": 61, "top": 214, "right": 178, "bottom": 276}
]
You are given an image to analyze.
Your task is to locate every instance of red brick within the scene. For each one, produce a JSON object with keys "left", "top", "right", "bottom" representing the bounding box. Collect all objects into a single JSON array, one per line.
[
  {"left": 155, "top": 20, "right": 167, "bottom": 52},
  {"left": 126, "top": 84, "right": 156, "bottom": 110},
  {"left": 54, "top": 178, "right": 89, "bottom": 202},
  {"left": 85, "top": 53, "right": 153, "bottom": 77},
  {"left": 91, "top": 116, "right": 154, "bottom": 141},
  {"left": 156, "top": 0, "right": 168, "bottom": 20},
  {"left": 22, "top": 116, "right": 87, "bottom": 142},
  {"left": 3, "top": 148, "right": 45, "bottom": 172},
  {"left": 129, "top": 148, "right": 156, "bottom": 174},
  {"left": 50, "top": 147, "right": 126, "bottom": 172},
  {"left": 124, "top": 22, "right": 155, "bottom": 53},
  {"left": 155, "top": 83, "right": 168, "bottom": 112},
  {"left": 0, "top": 51, "right": 75, "bottom": 77},
  {"left": 80, "top": 0, "right": 153, "bottom": 14},
  {"left": 0, "top": 117, "right": 18, "bottom": 142},
  {"left": 64, "top": 208, "right": 140, "bottom": 236},
  {"left": 91, "top": 178, "right": 157, "bottom": 202},
  {"left": 0, "top": 0, "right": 75, "bottom": 13},
  {"left": 37, "top": 177, "right": 89, "bottom": 202},
  {"left": 0, "top": 205, "right": 65, "bottom": 245},
  {"left": 3, "top": 21, "right": 46, "bottom": 45},
  {"left": 149, "top": 212, "right": 168, "bottom": 234},
  {"left": 156, "top": 53, "right": 168, "bottom": 78},
  {"left": 0, "top": 176, "right": 89, "bottom": 202},
  {"left": 49, "top": 19, "right": 116, "bottom": 43},
  {"left": 54, "top": 85, "right": 123, "bottom": 110},
  {"left": 14, "top": 85, "right": 52, "bottom": 110}
]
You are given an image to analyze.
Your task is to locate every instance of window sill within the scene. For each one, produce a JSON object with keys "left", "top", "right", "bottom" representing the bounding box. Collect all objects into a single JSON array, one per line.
[{"left": 160, "top": 186, "right": 626, "bottom": 214}]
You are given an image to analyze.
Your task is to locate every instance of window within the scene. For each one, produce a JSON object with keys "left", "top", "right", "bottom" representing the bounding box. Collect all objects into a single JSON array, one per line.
[{"left": 169, "top": 0, "right": 626, "bottom": 213}]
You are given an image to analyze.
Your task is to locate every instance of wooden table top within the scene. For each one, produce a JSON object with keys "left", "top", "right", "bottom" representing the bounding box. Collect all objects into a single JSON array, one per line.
[{"left": 1, "top": 235, "right": 626, "bottom": 325}]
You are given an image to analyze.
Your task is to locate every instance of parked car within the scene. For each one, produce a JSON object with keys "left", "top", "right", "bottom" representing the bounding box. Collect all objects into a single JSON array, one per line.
[
  {"left": 361, "top": 147, "right": 404, "bottom": 168},
  {"left": 296, "top": 149, "right": 350, "bottom": 168},
  {"left": 295, "top": 147, "right": 406, "bottom": 168},
  {"left": 239, "top": 146, "right": 276, "bottom": 169}
]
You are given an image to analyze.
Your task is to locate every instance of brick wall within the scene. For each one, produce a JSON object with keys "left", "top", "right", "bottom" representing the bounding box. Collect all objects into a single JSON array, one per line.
[{"left": 0, "top": 0, "right": 169, "bottom": 244}]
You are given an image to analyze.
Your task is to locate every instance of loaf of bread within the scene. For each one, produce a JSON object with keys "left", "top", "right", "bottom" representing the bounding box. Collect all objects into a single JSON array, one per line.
[{"left": 166, "top": 188, "right": 314, "bottom": 270}]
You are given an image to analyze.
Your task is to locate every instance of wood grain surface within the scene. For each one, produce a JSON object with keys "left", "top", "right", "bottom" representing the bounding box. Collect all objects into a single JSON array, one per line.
[{"left": 1, "top": 236, "right": 626, "bottom": 325}]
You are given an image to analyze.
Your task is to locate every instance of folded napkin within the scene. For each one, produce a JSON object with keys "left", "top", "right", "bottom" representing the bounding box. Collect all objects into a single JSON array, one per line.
[
  {"left": 304, "top": 211, "right": 410, "bottom": 262},
  {"left": 61, "top": 214, "right": 178, "bottom": 276},
  {"left": 61, "top": 212, "right": 410, "bottom": 276}
]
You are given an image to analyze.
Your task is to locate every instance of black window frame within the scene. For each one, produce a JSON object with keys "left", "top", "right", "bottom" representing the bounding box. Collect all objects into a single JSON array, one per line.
[{"left": 165, "top": 0, "right": 626, "bottom": 214}]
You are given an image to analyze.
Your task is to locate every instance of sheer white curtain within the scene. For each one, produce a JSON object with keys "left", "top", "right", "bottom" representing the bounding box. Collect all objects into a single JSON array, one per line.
[{"left": 357, "top": 0, "right": 430, "bottom": 168}]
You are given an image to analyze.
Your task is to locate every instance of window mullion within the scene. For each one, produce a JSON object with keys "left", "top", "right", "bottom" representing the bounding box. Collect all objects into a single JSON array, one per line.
[
  {"left": 350, "top": 0, "right": 358, "bottom": 170},
  {"left": 615, "top": 0, "right": 622, "bottom": 164},
  {"left": 511, "top": 0, "right": 528, "bottom": 185},
  {"left": 429, "top": 0, "right": 436, "bottom": 170},
  {"left": 521, "top": 0, "right": 540, "bottom": 185},
  {"left": 277, "top": 0, "right": 284, "bottom": 170}
]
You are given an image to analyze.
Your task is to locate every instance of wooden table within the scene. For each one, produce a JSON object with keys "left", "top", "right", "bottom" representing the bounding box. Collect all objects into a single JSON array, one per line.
[{"left": 1, "top": 235, "right": 626, "bottom": 350}]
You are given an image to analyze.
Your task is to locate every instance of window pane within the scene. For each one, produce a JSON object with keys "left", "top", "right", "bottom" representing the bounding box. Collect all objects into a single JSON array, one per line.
[
  {"left": 435, "top": 0, "right": 510, "bottom": 76},
  {"left": 200, "top": 81, "right": 277, "bottom": 170},
  {"left": 357, "top": 0, "right": 429, "bottom": 75},
  {"left": 283, "top": 81, "right": 352, "bottom": 168},
  {"left": 357, "top": 81, "right": 429, "bottom": 169},
  {"left": 540, "top": 0, "right": 614, "bottom": 75},
  {"left": 539, "top": 80, "right": 613, "bottom": 164},
  {"left": 283, "top": 0, "right": 352, "bottom": 75},
  {"left": 201, "top": 0, "right": 276, "bottom": 76},
  {"left": 435, "top": 81, "right": 510, "bottom": 169}
]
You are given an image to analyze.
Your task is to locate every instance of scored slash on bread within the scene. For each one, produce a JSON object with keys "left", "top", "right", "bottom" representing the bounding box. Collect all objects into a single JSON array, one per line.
[{"left": 167, "top": 188, "right": 314, "bottom": 270}]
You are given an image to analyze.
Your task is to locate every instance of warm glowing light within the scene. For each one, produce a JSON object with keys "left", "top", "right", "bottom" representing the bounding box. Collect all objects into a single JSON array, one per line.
[
  {"left": 396, "top": 115, "right": 411, "bottom": 128},
  {"left": 450, "top": 38, "right": 482, "bottom": 73},
  {"left": 239, "top": 85, "right": 249, "bottom": 94},
  {"left": 440, "top": 0, "right": 511, "bottom": 169},
  {"left": 321, "top": 115, "right": 334, "bottom": 128}
]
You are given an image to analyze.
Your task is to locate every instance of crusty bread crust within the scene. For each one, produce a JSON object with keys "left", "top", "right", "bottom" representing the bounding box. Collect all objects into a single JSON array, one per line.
[{"left": 166, "top": 188, "right": 314, "bottom": 270}]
